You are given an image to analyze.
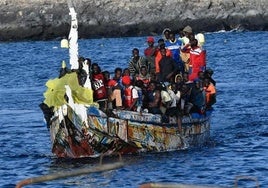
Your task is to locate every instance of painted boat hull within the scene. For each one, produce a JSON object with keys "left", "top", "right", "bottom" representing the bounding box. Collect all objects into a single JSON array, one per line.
[{"left": 49, "top": 105, "right": 211, "bottom": 158}]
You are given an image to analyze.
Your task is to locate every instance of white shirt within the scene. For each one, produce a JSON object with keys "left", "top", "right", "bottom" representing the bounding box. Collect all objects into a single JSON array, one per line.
[
  {"left": 167, "top": 89, "right": 181, "bottom": 107},
  {"left": 161, "top": 90, "right": 171, "bottom": 104},
  {"left": 129, "top": 85, "right": 138, "bottom": 99}
]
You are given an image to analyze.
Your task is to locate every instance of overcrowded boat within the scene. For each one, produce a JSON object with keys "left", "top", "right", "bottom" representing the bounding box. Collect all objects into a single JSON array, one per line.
[{"left": 40, "top": 0, "right": 215, "bottom": 158}]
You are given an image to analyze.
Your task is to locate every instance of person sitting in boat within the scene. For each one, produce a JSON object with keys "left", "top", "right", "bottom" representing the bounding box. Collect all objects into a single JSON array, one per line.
[
  {"left": 179, "top": 72, "right": 195, "bottom": 115},
  {"left": 128, "top": 48, "right": 148, "bottom": 78},
  {"left": 108, "top": 82, "right": 123, "bottom": 110},
  {"left": 182, "top": 72, "right": 192, "bottom": 84},
  {"left": 134, "top": 80, "right": 145, "bottom": 113},
  {"left": 174, "top": 73, "right": 183, "bottom": 84},
  {"left": 203, "top": 78, "right": 216, "bottom": 110},
  {"left": 103, "top": 71, "right": 123, "bottom": 110},
  {"left": 189, "top": 79, "right": 206, "bottom": 114},
  {"left": 112, "top": 67, "right": 125, "bottom": 102},
  {"left": 165, "top": 31, "right": 184, "bottom": 73},
  {"left": 135, "top": 65, "right": 151, "bottom": 88},
  {"left": 91, "top": 63, "right": 107, "bottom": 111},
  {"left": 158, "top": 46, "right": 180, "bottom": 83},
  {"left": 102, "top": 70, "right": 110, "bottom": 86},
  {"left": 204, "top": 68, "right": 216, "bottom": 86},
  {"left": 112, "top": 67, "right": 122, "bottom": 85},
  {"left": 150, "top": 72, "right": 157, "bottom": 82},
  {"left": 144, "top": 36, "right": 157, "bottom": 74},
  {"left": 169, "top": 82, "right": 183, "bottom": 113},
  {"left": 122, "top": 75, "right": 139, "bottom": 111},
  {"left": 146, "top": 81, "right": 162, "bottom": 114},
  {"left": 159, "top": 83, "right": 172, "bottom": 115},
  {"left": 155, "top": 39, "right": 172, "bottom": 79},
  {"left": 166, "top": 82, "right": 183, "bottom": 132},
  {"left": 122, "top": 68, "right": 133, "bottom": 81}
]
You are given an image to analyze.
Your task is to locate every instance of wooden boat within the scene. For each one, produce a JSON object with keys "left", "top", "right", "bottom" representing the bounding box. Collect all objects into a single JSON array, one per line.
[
  {"left": 40, "top": 0, "right": 212, "bottom": 158},
  {"left": 47, "top": 104, "right": 211, "bottom": 158}
]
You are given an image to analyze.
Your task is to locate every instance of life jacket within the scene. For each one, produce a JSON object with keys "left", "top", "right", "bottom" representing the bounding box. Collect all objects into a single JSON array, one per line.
[
  {"left": 106, "top": 79, "right": 117, "bottom": 89},
  {"left": 136, "top": 74, "right": 150, "bottom": 87},
  {"left": 124, "top": 86, "right": 133, "bottom": 108},
  {"left": 189, "top": 47, "right": 206, "bottom": 81},
  {"left": 92, "top": 73, "right": 107, "bottom": 100},
  {"left": 155, "top": 48, "right": 172, "bottom": 73},
  {"left": 204, "top": 83, "right": 216, "bottom": 104},
  {"left": 144, "top": 47, "right": 157, "bottom": 57}
]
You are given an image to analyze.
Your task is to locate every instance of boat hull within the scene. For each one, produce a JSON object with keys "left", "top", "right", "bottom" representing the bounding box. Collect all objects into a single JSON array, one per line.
[{"left": 49, "top": 106, "right": 211, "bottom": 158}]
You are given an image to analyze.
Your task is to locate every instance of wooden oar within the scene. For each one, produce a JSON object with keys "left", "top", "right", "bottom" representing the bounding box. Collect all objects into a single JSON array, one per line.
[{"left": 16, "top": 162, "right": 124, "bottom": 188}]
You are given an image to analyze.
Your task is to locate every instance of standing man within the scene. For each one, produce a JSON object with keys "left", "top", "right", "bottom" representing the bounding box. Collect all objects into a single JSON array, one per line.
[
  {"left": 91, "top": 63, "right": 107, "bottom": 111},
  {"left": 154, "top": 39, "right": 172, "bottom": 79},
  {"left": 158, "top": 47, "right": 179, "bottom": 83},
  {"left": 128, "top": 48, "right": 148, "bottom": 78},
  {"left": 165, "top": 31, "right": 183, "bottom": 73},
  {"left": 188, "top": 39, "right": 206, "bottom": 81},
  {"left": 144, "top": 36, "right": 157, "bottom": 74}
]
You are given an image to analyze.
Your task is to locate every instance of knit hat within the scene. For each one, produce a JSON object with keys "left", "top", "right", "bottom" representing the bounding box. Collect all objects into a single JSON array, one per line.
[
  {"left": 183, "top": 26, "right": 193, "bottom": 33},
  {"left": 107, "top": 79, "right": 118, "bottom": 87},
  {"left": 147, "top": 36, "right": 155, "bottom": 43},
  {"left": 122, "top": 76, "right": 131, "bottom": 85}
]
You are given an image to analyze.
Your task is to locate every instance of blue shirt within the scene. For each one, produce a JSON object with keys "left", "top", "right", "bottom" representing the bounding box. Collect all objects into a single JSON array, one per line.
[{"left": 165, "top": 39, "right": 182, "bottom": 64}]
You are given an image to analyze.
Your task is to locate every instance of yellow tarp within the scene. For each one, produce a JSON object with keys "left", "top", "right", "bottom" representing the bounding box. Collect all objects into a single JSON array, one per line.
[{"left": 43, "top": 72, "right": 93, "bottom": 107}]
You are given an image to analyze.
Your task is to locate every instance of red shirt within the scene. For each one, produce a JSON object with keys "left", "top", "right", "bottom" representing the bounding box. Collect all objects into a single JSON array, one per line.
[
  {"left": 144, "top": 47, "right": 157, "bottom": 57},
  {"left": 92, "top": 73, "right": 107, "bottom": 100}
]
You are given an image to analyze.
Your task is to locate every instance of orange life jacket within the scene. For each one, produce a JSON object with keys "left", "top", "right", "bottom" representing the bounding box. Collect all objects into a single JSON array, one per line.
[
  {"left": 124, "top": 87, "right": 133, "bottom": 108},
  {"left": 136, "top": 75, "right": 150, "bottom": 87},
  {"left": 204, "top": 83, "right": 216, "bottom": 104},
  {"left": 155, "top": 48, "right": 172, "bottom": 73}
]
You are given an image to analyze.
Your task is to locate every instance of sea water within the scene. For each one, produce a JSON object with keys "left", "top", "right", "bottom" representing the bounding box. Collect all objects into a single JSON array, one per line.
[{"left": 0, "top": 31, "right": 267, "bottom": 187}]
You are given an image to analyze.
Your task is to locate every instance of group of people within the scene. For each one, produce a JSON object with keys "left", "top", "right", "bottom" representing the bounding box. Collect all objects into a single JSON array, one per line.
[{"left": 60, "top": 25, "right": 216, "bottom": 131}]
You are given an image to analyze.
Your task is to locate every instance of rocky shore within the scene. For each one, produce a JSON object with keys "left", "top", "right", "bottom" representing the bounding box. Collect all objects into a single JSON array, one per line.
[{"left": 0, "top": 0, "right": 267, "bottom": 41}]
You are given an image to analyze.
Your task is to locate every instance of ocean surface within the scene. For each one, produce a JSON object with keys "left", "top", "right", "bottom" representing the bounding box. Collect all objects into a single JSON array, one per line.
[{"left": 0, "top": 31, "right": 267, "bottom": 188}]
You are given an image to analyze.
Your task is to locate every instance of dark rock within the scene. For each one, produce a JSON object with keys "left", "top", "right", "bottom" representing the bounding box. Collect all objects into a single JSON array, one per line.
[{"left": 0, "top": 0, "right": 267, "bottom": 41}]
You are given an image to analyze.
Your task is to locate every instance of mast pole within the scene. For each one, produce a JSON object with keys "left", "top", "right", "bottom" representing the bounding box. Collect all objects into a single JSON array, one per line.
[{"left": 67, "top": 0, "right": 79, "bottom": 70}]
